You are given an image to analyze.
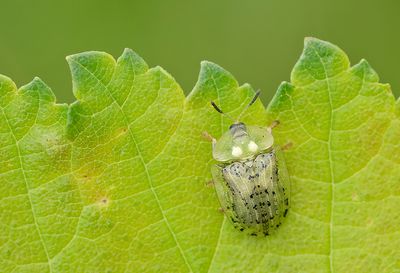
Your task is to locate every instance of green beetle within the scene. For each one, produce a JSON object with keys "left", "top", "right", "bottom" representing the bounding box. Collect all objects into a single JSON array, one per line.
[{"left": 205, "top": 91, "right": 290, "bottom": 236}]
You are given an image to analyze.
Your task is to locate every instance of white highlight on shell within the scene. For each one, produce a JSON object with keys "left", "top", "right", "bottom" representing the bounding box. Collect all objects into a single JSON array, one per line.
[
  {"left": 248, "top": 141, "right": 258, "bottom": 152},
  {"left": 232, "top": 146, "right": 243, "bottom": 157}
]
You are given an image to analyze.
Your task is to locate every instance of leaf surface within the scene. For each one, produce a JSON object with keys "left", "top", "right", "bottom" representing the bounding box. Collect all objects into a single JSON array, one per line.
[{"left": 0, "top": 39, "right": 399, "bottom": 272}]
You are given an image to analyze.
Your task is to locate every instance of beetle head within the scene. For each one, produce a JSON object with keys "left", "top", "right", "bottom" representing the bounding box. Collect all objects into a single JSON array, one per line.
[{"left": 210, "top": 91, "right": 274, "bottom": 162}]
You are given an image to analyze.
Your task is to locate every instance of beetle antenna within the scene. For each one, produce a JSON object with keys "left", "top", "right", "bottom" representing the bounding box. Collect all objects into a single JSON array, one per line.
[
  {"left": 237, "top": 90, "right": 261, "bottom": 121},
  {"left": 210, "top": 101, "right": 235, "bottom": 122}
]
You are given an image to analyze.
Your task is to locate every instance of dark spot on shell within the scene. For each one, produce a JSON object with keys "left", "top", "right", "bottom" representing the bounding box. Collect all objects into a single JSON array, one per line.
[{"left": 284, "top": 209, "right": 288, "bottom": 217}]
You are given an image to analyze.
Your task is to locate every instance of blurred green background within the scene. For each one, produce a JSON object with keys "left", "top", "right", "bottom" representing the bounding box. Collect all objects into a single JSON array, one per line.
[{"left": 0, "top": 0, "right": 399, "bottom": 104}]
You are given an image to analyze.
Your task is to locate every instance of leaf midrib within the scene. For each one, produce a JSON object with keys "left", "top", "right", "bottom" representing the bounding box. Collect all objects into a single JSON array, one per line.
[
  {"left": 0, "top": 95, "right": 52, "bottom": 272},
  {"left": 207, "top": 73, "right": 226, "bottom": 273},
  {"left": 69, "top": 58, "right": 194, "bottom": 273},
  {"left": 305, "top": 44, "right": 337, "bottom": 273}
]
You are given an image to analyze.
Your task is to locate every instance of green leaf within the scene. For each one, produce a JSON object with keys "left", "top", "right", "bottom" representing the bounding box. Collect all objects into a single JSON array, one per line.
[{"left": 1, "top": 39, "right": 399, "bottom": 272}]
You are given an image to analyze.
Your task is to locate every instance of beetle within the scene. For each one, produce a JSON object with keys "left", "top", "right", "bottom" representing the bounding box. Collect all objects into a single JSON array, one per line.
[{"left": 203, "top": 90, "right": 290, "bottom": 236}]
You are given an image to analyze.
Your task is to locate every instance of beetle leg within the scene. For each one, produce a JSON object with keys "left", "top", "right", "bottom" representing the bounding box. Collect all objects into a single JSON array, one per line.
[
  {"left": 202, "top": 131, "right": 217, "bottom": 150},
  {"left": 202, "top": 131, "right": 215, "bottom": 141},
  {"left": 269, "top": 120, "right": 280, "bottom": 130}
]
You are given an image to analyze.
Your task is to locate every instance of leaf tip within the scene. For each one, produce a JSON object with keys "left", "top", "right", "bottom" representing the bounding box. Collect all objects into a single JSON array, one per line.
[
  {"left": 120, "top": 48, "right": 145, "bottom": 63},
  {"left": 303, "top": 36, "right": 337, "bottom": 49},
  {"left": 21, "top": 76, "right": 45, "bottom": 90},
  {"left": 116, "top": 48, "right": 149, "bottom": 76},
  {"left": 32, "top": 76, "right": 45, "bottom": 84},
  {"left": 187, "top": 60, "right": 238, "bottom": 101},
  {"left": 65, "top": 54, "right": 72, "bottom": 63},
  {"left": 151, "top": 65, "right": 181, "bottom": 87},
  {"left": 304, "top": 36, "right": 319, "bottom": 44},
  {"left": 66, "top": 50, "right": 116, "bottom": 68},
  {"left": 152, "top": 65, "right": 165, "bottom": 73},
  {"left": 65, "top": 53, "right": 78, "bottom": 71},
  {"left": 200, "top": 60, "right": 220, "bottom": 72},
  {"left": 0, "top": 73, "right": 13, "bottom": 83},
  {"left": 0, "top": 74, "right": 17, "bottom": 101},
  {"left": 351, "top": 59, "right": 380, "bottom": 83},
  {"left": 200, "top": 60, "right": 232, "bottom": 73},
  {"left": 200, "top": 60, "right": 213, "bottom": 66},
  {"left": 20, "top": 77, "right": 56, "bottom": 103},
  {"left": 198, "top": 60, "right": 237, "bottom": 85},
  {"left": 65, "top": 53, "right": 81, "bottom": 66},
  {"left": 267, "top": 81, "right": 294, "bottom": 113},
  {"left": 66, "top": 51, "right": 117, "bottom": 100},
  {"left": 292, "top": 37, "right": 350, "bottom": 86},
  {"left": 0, "top": 74, "right": 17, "bottom": 89},
  {"left": 123, "top": 47, "right": 134, "bottom": 54},
  {"left": 276, "top": 81, "right": 295, "bottom": 97}
]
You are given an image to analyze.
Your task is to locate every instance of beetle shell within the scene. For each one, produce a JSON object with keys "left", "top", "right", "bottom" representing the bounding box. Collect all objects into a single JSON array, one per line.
[{"left": 212, "top": 146, "right": 290, "bottom": 236}]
